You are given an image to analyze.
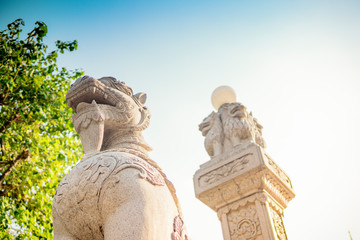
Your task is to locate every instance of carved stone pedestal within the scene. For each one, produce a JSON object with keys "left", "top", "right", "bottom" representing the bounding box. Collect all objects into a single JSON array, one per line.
[{"left": 193, "top": 143, "right": 295, "bottom": 240}]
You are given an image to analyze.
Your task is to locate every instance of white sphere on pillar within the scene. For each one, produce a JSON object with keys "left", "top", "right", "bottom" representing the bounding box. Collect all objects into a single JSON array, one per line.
[{"left": 211, "top": 86, "right": 237, "bottom": 110}]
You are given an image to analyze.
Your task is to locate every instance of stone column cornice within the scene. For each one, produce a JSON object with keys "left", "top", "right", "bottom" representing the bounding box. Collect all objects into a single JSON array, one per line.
[{"left": 194, "top": 143, "right": 295, "bottom": 211}]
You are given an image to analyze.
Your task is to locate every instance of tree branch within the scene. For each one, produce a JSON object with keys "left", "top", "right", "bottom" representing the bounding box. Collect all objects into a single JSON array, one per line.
[
  {"left": 0, "top": 138, "right": 4, "bottom": 157},
  {"left": 0, "top": 150, "right": 29, "bottom": 184},
  {"left": 0, "top": 113, "right": 21, "bottom": 134}
]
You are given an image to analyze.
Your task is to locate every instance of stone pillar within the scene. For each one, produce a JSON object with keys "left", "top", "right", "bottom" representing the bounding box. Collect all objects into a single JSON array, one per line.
[{"left": 194, "top": 86, "right": 295, "bottom": 240}]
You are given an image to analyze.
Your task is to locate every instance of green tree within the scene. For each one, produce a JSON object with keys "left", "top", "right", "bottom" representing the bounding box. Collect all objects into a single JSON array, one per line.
[{"left": 0, "top": 19, "right": 83, "bottom": 239}]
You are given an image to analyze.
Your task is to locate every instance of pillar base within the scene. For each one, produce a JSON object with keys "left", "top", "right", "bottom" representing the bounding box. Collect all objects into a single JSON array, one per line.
[{"left": 193, "top": 143, "right": 295, "bottom": 240}]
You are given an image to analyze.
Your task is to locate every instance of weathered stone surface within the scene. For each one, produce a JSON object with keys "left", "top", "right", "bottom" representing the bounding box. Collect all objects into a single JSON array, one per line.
[
  {"left": 199, "top": 111, "right": 224, "bottom": 157},
  {"left": 199, "top": 102, "right": 265, "bottom": 159},
  {"left": 53, "top": 76, "right": 188, "bottom": 240},
  {"left": 195, "top": 97, "right": 294, "bottom": 240},
  {"left": 194, "top": 143, "right": 294, "bottom": 212}
]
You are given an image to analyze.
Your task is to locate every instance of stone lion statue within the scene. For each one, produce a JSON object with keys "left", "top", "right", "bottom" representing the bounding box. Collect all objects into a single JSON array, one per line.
[
  {"left": 219, "top": 102, "right": 265, "bottom": 150},
  {"left": 250, "top": 114, "right": 266, "bottom": 149},
  {"left": 52, "top": 76, "right": 189, "bottom": 240},
  {"left": 198, "top": 111, "right": 224, "bottom": 157}
]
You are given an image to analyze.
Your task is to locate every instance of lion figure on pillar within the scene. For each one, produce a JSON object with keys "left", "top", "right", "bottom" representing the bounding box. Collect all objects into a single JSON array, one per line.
[
  {"left": 199, "top": 111, "right": 224, "bottom": 157},
  {"left": 52, "top": 76, "right": 189, "bottom": 240},
  {"left": 219, "top": 102, "right": 266, "bottom": 151}
]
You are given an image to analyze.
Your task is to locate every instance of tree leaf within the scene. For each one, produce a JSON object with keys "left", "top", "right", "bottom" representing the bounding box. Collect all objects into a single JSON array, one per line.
[{"left": 0, "top": 19, "right": 84, "bottom": 239}]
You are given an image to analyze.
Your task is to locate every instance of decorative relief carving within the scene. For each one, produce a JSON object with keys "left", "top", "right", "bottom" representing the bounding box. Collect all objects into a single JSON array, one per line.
[
  {"left": 262, "top": 174, "right": 294, "bottom": 207},
  {"left": 266, "top": 198, "right": 284, "bottom": 216},
  {"left": 53, "top": 153, "right": 166, "bottom": 231},
  {"left": 198, "top": 171, "right": 266, "bottom": 211},
  {"left": 227, "top": 203, "right": 262, "bottom": 240},
  {"left": 199, "top": 153, "right": 252, "bottom": 187},
  {"left": 217, "top": 193, "right": 267, "bottom": 219},
  {"left": 220, "top": 181, "right": 241, "bottom": 204},
  {"left": 265, "top": 154, "right": 292, "bottom": 188},
  {"left": 171, "top": 215, "right": 190, "bottom": 240},
  {"left": 270, "top": 207, "right": 287, "bottom": 240},
  {"left": 198, "top": 167, "right": 294, "bottom": 211}
]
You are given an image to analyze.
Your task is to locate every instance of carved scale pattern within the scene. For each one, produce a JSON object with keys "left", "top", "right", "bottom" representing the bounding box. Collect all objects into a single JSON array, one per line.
[{"left": 53, "top": 152, "right": 165, "bottom": 239}]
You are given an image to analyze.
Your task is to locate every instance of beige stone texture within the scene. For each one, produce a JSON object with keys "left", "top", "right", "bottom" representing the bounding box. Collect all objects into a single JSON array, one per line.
[
  {"left": 199, "top": 102, "right": 266, "bottom": 159},
  {"left": 195, "top": 100, "right": 294, "bottom": 240},
  {"left": 194, "top": 143, "right": 294, "bottom": 211},
  {"left": 53, "top": 76, "right": 189, "bottom": 240}
]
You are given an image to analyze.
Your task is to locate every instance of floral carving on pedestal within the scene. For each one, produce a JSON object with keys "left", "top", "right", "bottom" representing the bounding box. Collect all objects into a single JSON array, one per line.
[
  {"left": 199, "top": 153, "right": 252, "bottom": 187},
  {"left": 227, "top": 203, "right": 262, "bottom": 240},
  {"left": 236, "top": 218, "right": 257, "bottom": 238},
  {"left": 270, "top": 207, "right": 287, "bottom": 240}
]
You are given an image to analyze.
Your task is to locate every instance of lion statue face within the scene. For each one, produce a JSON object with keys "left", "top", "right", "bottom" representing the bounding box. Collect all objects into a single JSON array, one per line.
[
  {"left": 67, "top": 76, "right": 148, "bottom": 128},
  {"left": 219, "top": 102, "right": 254, "bottom": 147},
  {"left": 199, "top": 112, "right": 217, "bottom": 137},
  {"left": 66, "top": 76, "right": 151, "bottom": 154},
  {"left": 220, "top": 102, "right": 247, "bottom": 119}
]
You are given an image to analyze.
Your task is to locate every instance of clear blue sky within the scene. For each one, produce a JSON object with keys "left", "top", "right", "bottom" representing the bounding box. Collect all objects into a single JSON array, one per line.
[{"left": 1, "top": 1, "right": 360, "bottom": 239}]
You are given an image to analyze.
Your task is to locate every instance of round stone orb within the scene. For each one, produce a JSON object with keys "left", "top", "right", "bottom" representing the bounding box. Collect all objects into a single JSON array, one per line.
[{"left": 211, "top": 85, "right": 237, "bottom": 110}]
